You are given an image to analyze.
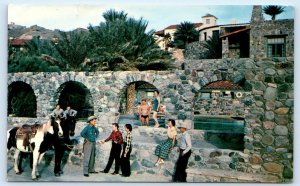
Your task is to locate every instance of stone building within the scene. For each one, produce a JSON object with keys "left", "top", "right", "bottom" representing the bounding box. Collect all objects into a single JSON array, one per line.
[{"left": 7, "top": 5, "right": 294, "bottom": 182}]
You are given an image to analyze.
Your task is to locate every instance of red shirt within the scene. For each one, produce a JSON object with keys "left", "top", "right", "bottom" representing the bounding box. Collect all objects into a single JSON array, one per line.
[{"left": 105, "top": 130, "right": 123, "bottom": 144}]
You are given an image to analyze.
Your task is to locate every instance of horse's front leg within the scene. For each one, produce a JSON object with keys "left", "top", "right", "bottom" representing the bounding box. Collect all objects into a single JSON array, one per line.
[
  {"left": 38, "top": 152, "right": 45, "bottom": 165},
  {"left": 54, "top": 144, "right": 64, "bottom": 176},
  {"left": 31, "top": 150, "right": 40, "bottom": 180},
  {"left": 35, "top": 152, "right": 45, "bottom": 178},
  {"left": 13, "top": 149, "right": 21, "bottom": 174}
]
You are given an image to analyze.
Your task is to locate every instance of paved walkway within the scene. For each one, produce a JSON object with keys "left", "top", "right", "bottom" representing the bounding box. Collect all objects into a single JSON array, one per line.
[{"left": 7, "top": 158, "right": 171, "bottom": 182}]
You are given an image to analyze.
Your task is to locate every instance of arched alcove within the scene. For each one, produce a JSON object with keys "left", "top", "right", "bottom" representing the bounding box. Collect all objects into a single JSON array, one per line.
[
  {"left": 8, "top": 81, "right": 37, "bottom": 117},
  {"left": 55, "top": 81, "right": 94, "bottom": 119},
  {"left": 119, "top": 81, "right": 158, "bottom": 115}
]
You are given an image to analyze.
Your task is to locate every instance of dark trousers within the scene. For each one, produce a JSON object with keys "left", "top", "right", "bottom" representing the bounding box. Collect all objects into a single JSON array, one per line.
[
  {"left": 173, "top": 149, "right": 191, "bottom": 182},
  {"left": 104, "top": 142, "right": 121, "bottom": 173},
  {"left": 120, "top": 144, "right": 132, "bottom": 176}
]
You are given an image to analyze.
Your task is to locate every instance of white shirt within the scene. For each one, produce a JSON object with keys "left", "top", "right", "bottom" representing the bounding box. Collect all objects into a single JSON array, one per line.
[
  {"left": 64, "top": 109, "right": 77, "bottom": 117},
  {"left": 178, "top": 131, "right": 192, "bottom": 155}
]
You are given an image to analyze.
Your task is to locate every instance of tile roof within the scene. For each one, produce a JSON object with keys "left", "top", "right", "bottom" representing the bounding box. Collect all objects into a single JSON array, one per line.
[
  {"left": 10, "top": 38, "right": 31, "bottom": 46},
  {"left": 164, "top": 23, "right": 203, "bottom": 30},
  {"left": 220, "top": 27, "right": 250, "bottom": 39},
  {"left": 154, "top": 30, "right": 164, "bottom": 35},
  {"left": 202, "top": 80, "right": 243, "bottom": 90},
  {"left": 202, "top": 14, "right": 217, "bottom": 19}
]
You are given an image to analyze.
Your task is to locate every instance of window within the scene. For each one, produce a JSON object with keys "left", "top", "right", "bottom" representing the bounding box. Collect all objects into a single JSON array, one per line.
[
  {"left": 266, "top": 37, "right": 286, "bottom": 57},
  {"left": 206, "top": 19, "right": 210, "bottom": 24},
  {"left": 204, "top": 32, "right": 207, "bottom": 41}
]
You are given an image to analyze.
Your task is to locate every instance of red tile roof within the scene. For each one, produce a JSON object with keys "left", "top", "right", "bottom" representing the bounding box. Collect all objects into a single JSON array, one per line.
[
  {"left": 10, "top": 38, "right": 31, "bottom": 46},
  {"left": 164, "top": 23, "right": 203, "bottom": 30},
  {"left": 165, "top": 24, "right": 179, "bottom": 30},
  {"left": 220, "top": 27, "right": 250, "bottom": 39},
  {"left": 202, "top": 80, "right": 242, "bottom": 90},
  {"left": 154, "top": 30, "right": 164, "bottom": 36}
]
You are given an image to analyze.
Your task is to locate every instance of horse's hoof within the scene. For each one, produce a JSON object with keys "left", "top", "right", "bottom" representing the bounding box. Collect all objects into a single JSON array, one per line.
[
  {"left": 36, "top": 174, "right": 41, "bottom": 178},
  {"left": 55, "top": 173, "right": 61, "bottom": 177},
  {"left": 32, "top": 177, "right": 38, "bottom": 181},
  {"left": 59, "top": 170, "right": 64, "bottom": 174},
  {"left": 16, "top": 172, "right": 22, "bottom": 175}
]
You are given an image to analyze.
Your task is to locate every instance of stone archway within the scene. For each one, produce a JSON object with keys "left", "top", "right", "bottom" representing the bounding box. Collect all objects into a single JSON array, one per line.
[
  {"left": 54, "top": 81, "right": 94, "bottom": 119},
  {"left": 119, "top": 81, "right": 158, "bottom": 115},
  {"left": 8, "top": 81, "right": 37, "bottom": 117}
]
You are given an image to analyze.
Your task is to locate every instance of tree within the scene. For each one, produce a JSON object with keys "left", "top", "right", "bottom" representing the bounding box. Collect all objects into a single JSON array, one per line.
[
  {"left": 263, "top": 5, "right": 285, "bottom": 21},
  {"left": 88, "top": 9, "right": 173, "bottom": 71},
  {"left": 54, "top": 30, "right": 91, "bottom": 71},
  {"left": 173, "top": 21, "right": 199, "bottom": 49},
  {"left": 201, "top": 34, "right": 222, "bottom": 59},
  {"left": 8, "top": 36, "right": 61, "bottom": 72}
]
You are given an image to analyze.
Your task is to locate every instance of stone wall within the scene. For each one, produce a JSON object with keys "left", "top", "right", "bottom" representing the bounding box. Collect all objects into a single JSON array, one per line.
[
  {"left": 194, "top": 91, "right": 246, "bottom": 116},
  {"left": 7, "top": 55, "right": 294, "bottom": 181},
  {"left": 250, "top": 19, "right": 294, "bottom": 60},
  {"left": 184, "top": 41, "right": 209, "bottom": 60},
  {"left": 242, "top": 58, "right": 294, "bottom": 180},
  {"left": 181, "top": 57, "right": 294, "bottom": 180},
  {"left": 8, "top": 71, "right": 195, "bottom": 129}
]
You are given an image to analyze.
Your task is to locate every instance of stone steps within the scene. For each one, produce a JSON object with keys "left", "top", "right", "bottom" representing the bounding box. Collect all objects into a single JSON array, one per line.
[{"left": 186, "top": 168, "right": 280, "bottom": 183}]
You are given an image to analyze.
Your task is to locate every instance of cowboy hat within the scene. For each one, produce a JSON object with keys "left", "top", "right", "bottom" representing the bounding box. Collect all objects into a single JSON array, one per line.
[
  {"left": 87, "top": 115, "right": 97, "bottom": 122},
  {"left": 177, "top": 122, "right": 188, "bottom": 129}
]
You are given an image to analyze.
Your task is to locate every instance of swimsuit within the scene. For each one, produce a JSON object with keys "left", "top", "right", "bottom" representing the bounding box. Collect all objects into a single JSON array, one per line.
[
  {"left": 153, "top": 98, "right": 159, "bottom": 111},
  {"left": 141, "top": 115, "right": 149, "bottom": 119}
]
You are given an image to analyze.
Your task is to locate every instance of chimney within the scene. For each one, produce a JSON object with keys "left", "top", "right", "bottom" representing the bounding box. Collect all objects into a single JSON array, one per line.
[{"left": 251, "top": 5, "right": 264, "bottom": 23}]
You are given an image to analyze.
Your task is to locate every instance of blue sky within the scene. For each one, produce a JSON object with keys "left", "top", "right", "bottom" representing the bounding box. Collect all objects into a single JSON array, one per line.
[{"left": 8, "top": 4, "right": 294, "bottom": 32}]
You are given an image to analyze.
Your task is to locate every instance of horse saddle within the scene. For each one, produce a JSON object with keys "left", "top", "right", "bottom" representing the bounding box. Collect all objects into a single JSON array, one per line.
[{"left": 16, "top": 124, "right": 39, "bottom": 150}]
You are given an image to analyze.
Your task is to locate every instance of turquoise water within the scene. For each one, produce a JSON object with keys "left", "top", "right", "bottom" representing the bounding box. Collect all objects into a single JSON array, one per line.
[{"left": 194, "top": 116, "right": 244, "bottom": 133}]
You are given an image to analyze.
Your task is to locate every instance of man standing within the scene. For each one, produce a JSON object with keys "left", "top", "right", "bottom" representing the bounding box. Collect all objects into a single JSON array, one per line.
[
  {"left": 80, "top": 116, "right": 99, "bottom": 177},
  {"left": 138, "top": 99, "right": 151, "bottom": 126},
  {"left": 64, "top": 105, "right": 77, "bottom": 118},
  {"left": 52, "top": 104, "right": 64, "bottom": 119},
  {"left": 173, "top": 122, "right": 192, "bottom": 182},
  {"left": 63, "top": 105, "right": 78, "bottom": 143}
]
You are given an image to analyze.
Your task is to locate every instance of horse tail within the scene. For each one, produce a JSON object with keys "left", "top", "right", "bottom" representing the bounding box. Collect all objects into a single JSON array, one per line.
[{"left": 7, "top": 127, "right": 18, "bottom": 150}]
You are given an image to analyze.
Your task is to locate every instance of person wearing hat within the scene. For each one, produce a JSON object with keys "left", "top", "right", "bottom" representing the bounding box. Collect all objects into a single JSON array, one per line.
[
  {"left": 173, "top": 122, "right": 192, "bottom": 182},
  {"left": 80, "top": 116, "right": 99, "bottom": 177}
]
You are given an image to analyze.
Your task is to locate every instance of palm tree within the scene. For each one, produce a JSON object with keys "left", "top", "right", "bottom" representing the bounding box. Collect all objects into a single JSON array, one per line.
[
  {"left": 54, "top": 30, "right": 91, "bottom": 71},
  {"left": 173, "top": 21, "right": 199, "bottom": 49},
  {"left": 263, "top": 5, "right": 285, "bottom": 21},
  {"left": 88, "top": 9, "right": 173, "bottom": 71}
]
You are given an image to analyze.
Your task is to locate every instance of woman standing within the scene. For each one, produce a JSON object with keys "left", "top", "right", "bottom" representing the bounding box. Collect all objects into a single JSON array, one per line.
[
  {"left": 152, "top": 90, "right": 161, "bottom": 128},
  {"left": 120, "top": 124, "right": 133, "bottom": 177},
  {"left": 101, "top": 123, "right": 123, "bottom": 175},
  {"left": 154, "top": 119, "right": 177, "bottom": 166}
]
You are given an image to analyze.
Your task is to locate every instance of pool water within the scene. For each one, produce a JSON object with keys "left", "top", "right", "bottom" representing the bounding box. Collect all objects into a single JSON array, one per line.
[
  {"left": 194, "top": 116, "right": 245, "bottom": 151},
  {"left": 194, "top": 116, "right": 244, "bottom": 133}
]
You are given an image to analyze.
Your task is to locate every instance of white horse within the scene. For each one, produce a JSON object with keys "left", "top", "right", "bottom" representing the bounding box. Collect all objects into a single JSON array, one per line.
[{"left": 7, "top": 116, "right": 63, "bottom": 180}]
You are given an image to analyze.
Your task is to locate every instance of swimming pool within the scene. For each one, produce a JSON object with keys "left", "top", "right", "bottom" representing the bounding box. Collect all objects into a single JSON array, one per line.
[{"left": 194, "top": 116, "right": 244, "bottom": 133}]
